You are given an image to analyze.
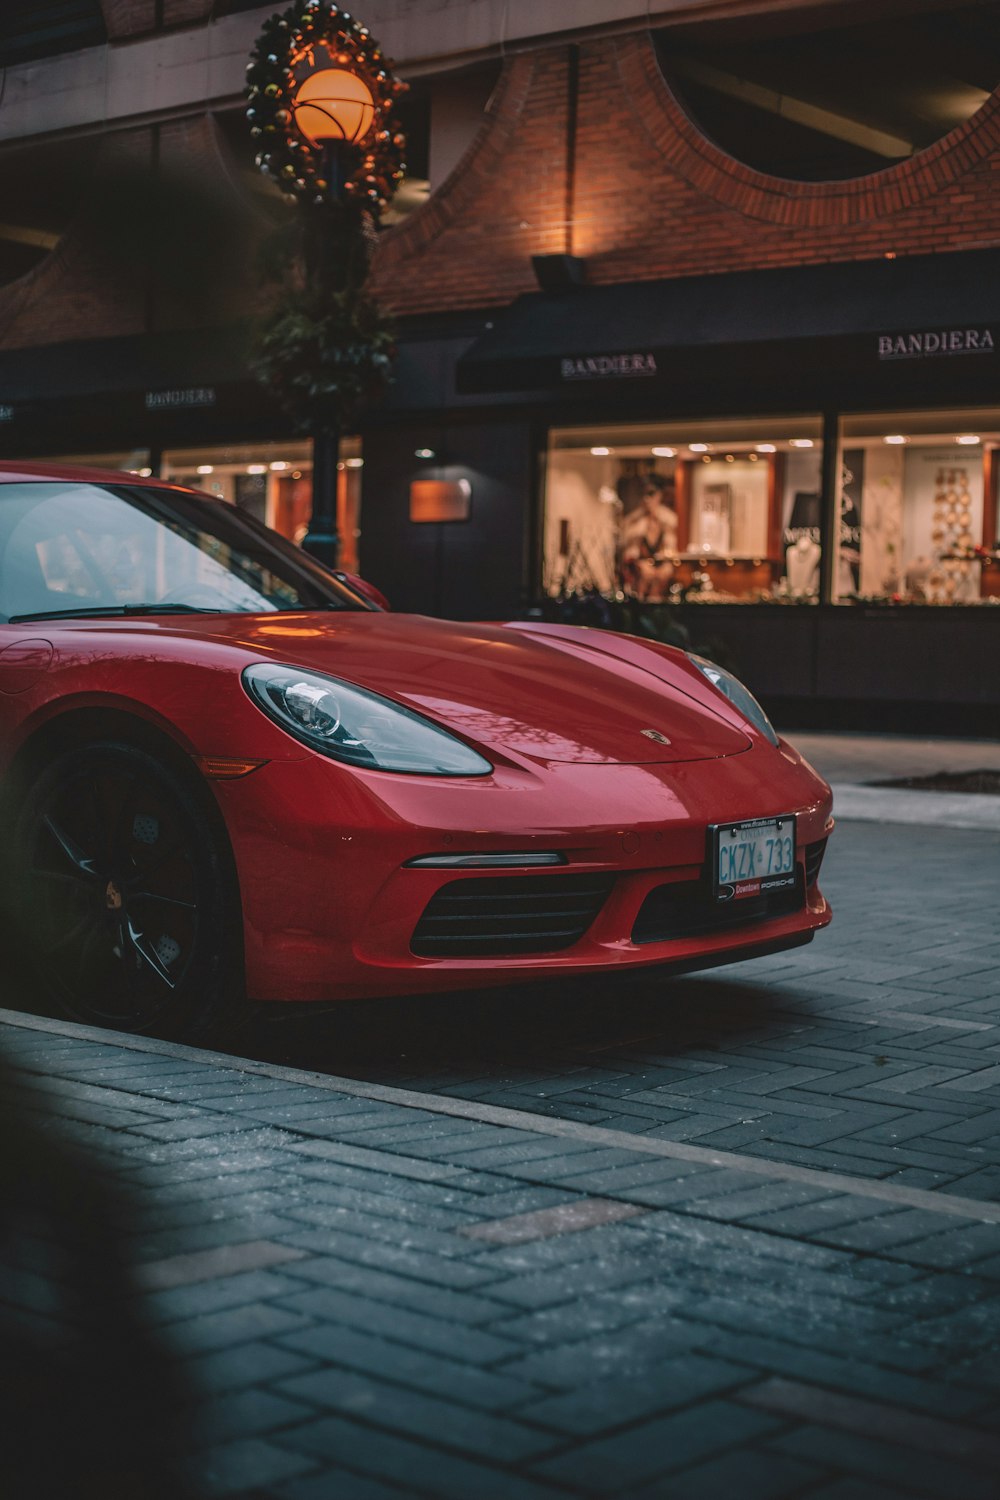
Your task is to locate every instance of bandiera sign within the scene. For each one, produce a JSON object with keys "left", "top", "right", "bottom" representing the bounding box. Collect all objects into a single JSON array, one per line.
[
  {"left": 877, "top": 328, "right": 995, "bottom": 360},
  {"left": 560, "top": 353, "right": 658, "bottom": 380}
]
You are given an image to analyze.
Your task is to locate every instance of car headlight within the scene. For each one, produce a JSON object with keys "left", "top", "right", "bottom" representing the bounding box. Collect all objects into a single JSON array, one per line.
[
  {"left": 687, "top": 653, "right": 780, "bottom": 747},
  {"left": 242, "top": 663, "right": 493, "bottom": 775}
]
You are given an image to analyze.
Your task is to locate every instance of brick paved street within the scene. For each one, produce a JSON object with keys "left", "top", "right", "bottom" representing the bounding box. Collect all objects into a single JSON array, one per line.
[
  {"left": 5, "top": 982, "right": 1000, "bottom": 1500},
  {"left": 3, "top": 740, "right": 1000, "bottom": 1498},
  {"left": 240, "top": 818, "right": 1000, "bottom": 1203}
]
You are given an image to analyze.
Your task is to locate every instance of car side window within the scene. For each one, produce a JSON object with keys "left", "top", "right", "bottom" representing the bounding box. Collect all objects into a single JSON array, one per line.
[
  {"left": 0, "top": 484, "right": 288, "bottom": 618},
  {"left": 0, "top": 480, "right": 370, "bottom": 621}
]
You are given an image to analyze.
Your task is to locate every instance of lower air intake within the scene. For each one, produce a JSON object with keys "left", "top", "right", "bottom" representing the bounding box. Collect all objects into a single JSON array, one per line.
[
  {"left": 411, "top": 873, "right": 614, "bottom": 957},
  {"left": 632, "top": 873, "right": 804, "bottom": 945}
]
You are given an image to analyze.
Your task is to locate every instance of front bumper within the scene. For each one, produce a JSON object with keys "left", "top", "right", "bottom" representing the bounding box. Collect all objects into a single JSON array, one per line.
[{"left": 211, "top": 740, "right": 833, "bottom": 1003}]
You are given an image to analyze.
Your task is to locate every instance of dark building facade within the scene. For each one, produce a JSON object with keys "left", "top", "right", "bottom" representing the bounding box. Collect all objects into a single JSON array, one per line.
[{"left": 2, "top": 1, "right": 1000, "bottom": 727}]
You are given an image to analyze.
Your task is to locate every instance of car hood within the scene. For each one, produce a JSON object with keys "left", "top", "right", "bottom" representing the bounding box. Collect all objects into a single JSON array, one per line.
[{"left": 69, "top": 611, "right": 753, "bottom": 766}]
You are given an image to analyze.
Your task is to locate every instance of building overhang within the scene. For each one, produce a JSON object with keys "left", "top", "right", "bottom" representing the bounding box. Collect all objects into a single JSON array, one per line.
[
  {"left": 0, "top": 324, "right": 279, "bottom": 454},
  {"left": 455, "top": 247, "right": 1000, "bottom": 408}
]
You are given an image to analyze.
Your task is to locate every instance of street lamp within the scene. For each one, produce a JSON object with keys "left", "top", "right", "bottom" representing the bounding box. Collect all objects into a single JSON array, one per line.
[
  {"left": 294, "top": 68, "right": 376, "bottom": 160},
  {"left": 293, "top": 66, "right": 378, "bottom": 211},
  {"left": 247, "top": 2, "right": 407, "bottom": 567}
]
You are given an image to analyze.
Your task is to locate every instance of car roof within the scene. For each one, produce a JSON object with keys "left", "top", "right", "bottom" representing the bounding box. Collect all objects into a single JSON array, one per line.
[{"left": 0, "top": 461, "right": 191, "bottom": 490}]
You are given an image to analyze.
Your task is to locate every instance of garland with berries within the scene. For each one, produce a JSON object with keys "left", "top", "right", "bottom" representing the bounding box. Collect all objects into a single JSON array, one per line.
[{"left": 246, "top": 0, "right": 407, "bottom": 216}]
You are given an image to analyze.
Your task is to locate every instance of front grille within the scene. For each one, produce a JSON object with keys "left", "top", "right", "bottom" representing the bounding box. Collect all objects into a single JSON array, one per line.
[
  {"left": 411, "top": 873, "right": 614, "bottom": 957},
  {"left": 632, "top": 873, "right": 804, "bottom": 945},
  {"left": 805, "top": 838, "right": 827, "bottom": 887}
]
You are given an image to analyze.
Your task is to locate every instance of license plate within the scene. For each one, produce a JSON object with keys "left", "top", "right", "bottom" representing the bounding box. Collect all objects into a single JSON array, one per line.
[{"left": 711, "top": 815, "right": 796, "bottom": 902}]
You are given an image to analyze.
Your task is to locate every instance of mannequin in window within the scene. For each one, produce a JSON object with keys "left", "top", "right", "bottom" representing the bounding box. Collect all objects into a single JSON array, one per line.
[
  {"left": 838, "top": 489, "right": 861, "bottom": 595},
  {"left": 785, "top": 533, "right": 821, "bottom": 597},
  {"left": 620, "top": 474, "right": 678, "bottom": 601}
]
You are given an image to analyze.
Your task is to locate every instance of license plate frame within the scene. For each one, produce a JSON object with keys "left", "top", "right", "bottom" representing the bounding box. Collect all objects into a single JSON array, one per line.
[{"left": 710, "top": 814, "right": 797, "bottom": 903}]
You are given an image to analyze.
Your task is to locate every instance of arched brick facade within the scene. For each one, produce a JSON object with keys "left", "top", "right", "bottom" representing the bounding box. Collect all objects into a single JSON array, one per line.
[
  {"left": 7, "top": 25, "right": 1000, "bottom": 336},
  {"left": 620, "top": 35, "right": 1000, "bottom": 230},
  {"left": 371, "top": 50, "right": 562, "bottom": 312},
  {"left": 0, "top": 116, "right": 264, "bottom": 351},
  {"left": 371, "top": 31, "right": 1000, "bottom": 315},
  {"left": 0, "top": 133, "right": 149, "bottom": 352}
]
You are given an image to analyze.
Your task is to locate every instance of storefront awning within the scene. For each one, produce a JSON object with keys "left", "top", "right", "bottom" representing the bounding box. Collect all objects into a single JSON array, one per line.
[
  {"left": 0, "top": 325, "right": 257, "bottom": 404},
  {"left": 456, "top": 247, "right": 1000, "bottom": 398},
  {"left": 0, "top": 324, "right": 280, "bottom": 453}
]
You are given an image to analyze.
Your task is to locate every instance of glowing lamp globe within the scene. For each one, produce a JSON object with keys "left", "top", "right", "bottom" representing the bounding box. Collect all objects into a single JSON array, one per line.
[{"left": 293, "top": 69, "right": 376, "bottom": 148}]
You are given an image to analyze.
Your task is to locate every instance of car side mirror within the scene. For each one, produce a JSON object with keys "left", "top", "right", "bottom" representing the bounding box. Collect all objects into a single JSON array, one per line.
[{"left": 336, "top": 571, "right": 390, "bottom": 611}]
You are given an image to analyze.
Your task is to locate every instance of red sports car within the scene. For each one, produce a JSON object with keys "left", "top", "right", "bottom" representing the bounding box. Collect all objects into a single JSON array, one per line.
[{"left": 0, "top": 464, "right": 832, "bottom": 1036}]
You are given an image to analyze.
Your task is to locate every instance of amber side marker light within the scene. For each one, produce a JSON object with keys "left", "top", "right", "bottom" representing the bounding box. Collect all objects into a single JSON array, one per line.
[{"left": 195, "top": 756, "right": 267, "bottom": 780}]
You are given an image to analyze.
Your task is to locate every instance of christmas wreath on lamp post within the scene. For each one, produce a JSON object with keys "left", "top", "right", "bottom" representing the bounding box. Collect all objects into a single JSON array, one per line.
[{"left": 247, "top": 0, "right": 407, "bottom": 565}]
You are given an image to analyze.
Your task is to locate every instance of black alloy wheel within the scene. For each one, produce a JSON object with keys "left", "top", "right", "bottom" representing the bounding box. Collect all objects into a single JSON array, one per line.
[{"left": 13, "top": 740, "right": 242, "bottom": 1037}]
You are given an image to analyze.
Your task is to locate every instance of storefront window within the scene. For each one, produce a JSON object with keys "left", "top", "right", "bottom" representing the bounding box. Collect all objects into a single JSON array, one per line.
[
  {"left": 161, "top": 437, "right": 363, "bottom": 569},
  {"left": 544, "top": 417, "right": 823, "bottom": 604},
  {"left": 837, "top": 411, "right": 1000, "bottom": 605}
]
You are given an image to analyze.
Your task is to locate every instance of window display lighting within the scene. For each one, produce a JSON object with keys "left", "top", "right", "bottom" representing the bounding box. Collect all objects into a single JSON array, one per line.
[
  {"left": 544, "top": 418, "right": 826, "bottom": 606},
  {"left": 543, "top": 407, "right": 999, "bottom": 610}
]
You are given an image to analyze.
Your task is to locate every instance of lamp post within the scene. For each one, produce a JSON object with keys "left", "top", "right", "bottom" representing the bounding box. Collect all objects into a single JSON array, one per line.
[
  {"left": 293, "top": 67, "right": 377, "bottom": 564},
  {"left": 247, "top": 2, "right": 406, "bottom": 569}
]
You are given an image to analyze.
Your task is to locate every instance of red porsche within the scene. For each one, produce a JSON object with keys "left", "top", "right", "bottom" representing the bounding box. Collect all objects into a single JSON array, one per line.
[{"left": 0, "top": 465, "right": 832, "bottom": 1036}]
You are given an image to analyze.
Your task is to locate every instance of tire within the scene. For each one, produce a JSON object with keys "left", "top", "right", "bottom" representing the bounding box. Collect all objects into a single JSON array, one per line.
[{"left": 12, "top": 739, "right": 244, "bottom": 1038}]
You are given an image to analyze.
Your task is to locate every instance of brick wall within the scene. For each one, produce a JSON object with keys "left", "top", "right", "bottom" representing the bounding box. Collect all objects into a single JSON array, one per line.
[
  {"left": 99, "top": 0, "right": 215, "bottom": 37},
  {"left": 99, "top": 0, "right": 156, "bottom": 39},
  {"left": 371, "top": 31, "right": 1000, "bottom": 313},
  {"left": 163, "top": 0, "right": 217, "bottom": 26},
  {"left": 5, "top": 25, "right": 1000, "bottom": 348},
  {"left": 0, "top": 131, "right": 151, "bottom": 351},
  {"left": 0, "top": 117, "right": 259, "bottom": 351}
]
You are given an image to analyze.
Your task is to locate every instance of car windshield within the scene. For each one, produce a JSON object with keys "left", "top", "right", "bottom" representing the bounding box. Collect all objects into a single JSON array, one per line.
[{"left": 0, "top": 482, "right": 372, "bottom": 623}]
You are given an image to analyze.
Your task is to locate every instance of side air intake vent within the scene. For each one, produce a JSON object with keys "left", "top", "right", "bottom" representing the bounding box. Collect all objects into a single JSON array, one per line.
[{"left": 411, "top": 873, "right": 613, "bottom": 957}]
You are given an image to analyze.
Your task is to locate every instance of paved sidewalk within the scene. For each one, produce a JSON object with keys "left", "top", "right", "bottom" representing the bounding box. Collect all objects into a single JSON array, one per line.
[
  {"left": 785, "top": 731, "right": 1000, "bottom": 786},
  {"left": 4, "top": 1006, "right": 1000, "bottom": 1500},
  {"left": 782, "top": 731, "right": 1000, "bottom": 829}
]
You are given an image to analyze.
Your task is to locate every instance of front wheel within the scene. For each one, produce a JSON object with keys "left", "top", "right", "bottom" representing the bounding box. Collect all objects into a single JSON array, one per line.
[{"left": 13, "top": 740, "right": 244, "bottom": 1037}]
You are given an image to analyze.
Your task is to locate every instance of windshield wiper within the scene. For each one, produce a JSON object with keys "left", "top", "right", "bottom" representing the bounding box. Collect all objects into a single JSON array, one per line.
[{"left": 8, "top": 603, "right": 228, "bottom": 623}]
